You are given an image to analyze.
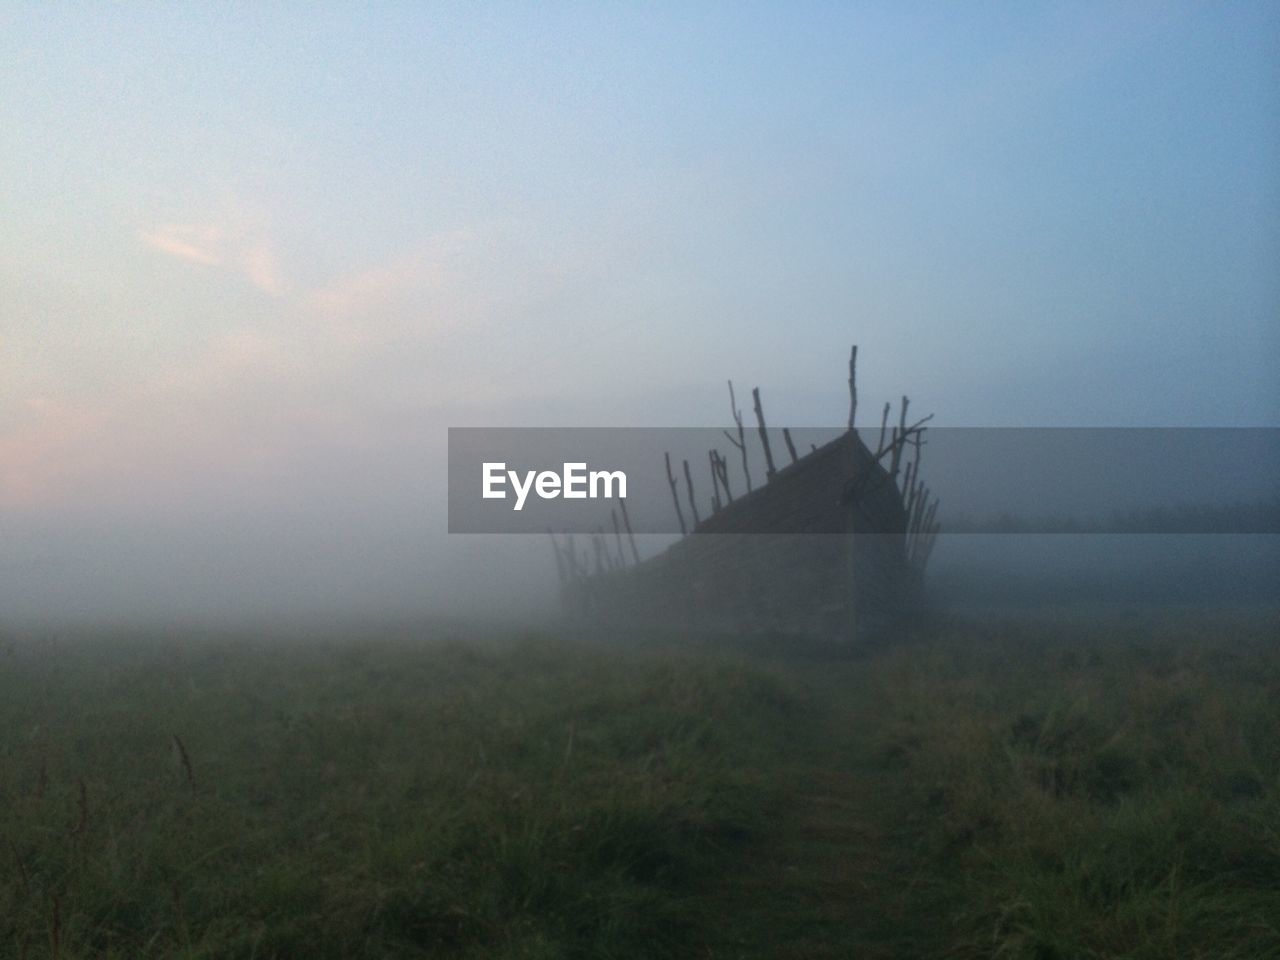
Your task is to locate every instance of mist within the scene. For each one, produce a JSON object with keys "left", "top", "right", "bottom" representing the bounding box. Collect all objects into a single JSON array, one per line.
[
  {"left": 4, "top": 3, "right": 1278, "bottom": 632},
  {"left": 5, "top": 6, "right": 1280, "bottom": 956}
]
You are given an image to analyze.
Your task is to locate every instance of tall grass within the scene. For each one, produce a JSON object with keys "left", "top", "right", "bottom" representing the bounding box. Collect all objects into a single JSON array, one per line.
[
  {"left": 862, "top": 611, "right": 1280, "bottom": 958},
  {"left": 0, "top": 633, "right": 801, "bottom": 958},
  {"left": 2, "top": 611, "right": 1276, "bottom": 957}
]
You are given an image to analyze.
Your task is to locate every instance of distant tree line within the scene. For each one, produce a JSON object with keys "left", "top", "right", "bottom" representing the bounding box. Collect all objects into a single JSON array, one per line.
[{"left": 944, "top": 496, "right": 1280, "bottom": 534}]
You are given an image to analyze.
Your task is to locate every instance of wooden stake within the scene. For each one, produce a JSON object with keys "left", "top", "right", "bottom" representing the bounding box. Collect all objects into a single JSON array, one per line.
[
  {"left": 890, "top": 396, "right": 909, "bottom": 480},
  {"left": 865, "top": 415, "right": 934, "bottom": 470},
  {"left": 910, "top": 486, "right": 930, "bottom": 543},
  {"left": 548, "top": 531, "right": 567, "bottom": 588},
  {"left": 752, "top": 387, "right": 777, "bottom": 479},
  {"left": 912, "top": 499, "right": 941, "bottom": 570},
  {"left": 708, "top": 450, "right": 722, "bottom": 513},
  {"left": 847, "top": 344, "right": 858, "bottom": 430},
  {"left": 610, "top": 509, "right": 627, "bottom": 567},
  {"left": 591, "top": 532, "right": 606, "bottom": 575},
  {"left": 877, "top": 401, "right": 891, "bottom": 454},
  {"left": 664, "top": 452, "right": 687, "bottom": 536},
  {"left": 920, "top": 501, "right": 941, "bottom": 567},
  {"left": 725, "top": 380, "right": 753, "bottom": 493},
  {"left": 682, "top": 458, "right": 702, "bottom": 528},
  {"left": 782, "top": 427, "right": 799, "bottom": 465},
  {"left": 617, "top": 495, "right": 641, "bottom": 565},
  {"left": 714, "top": 449, "right": 733, "bottom": 501}
]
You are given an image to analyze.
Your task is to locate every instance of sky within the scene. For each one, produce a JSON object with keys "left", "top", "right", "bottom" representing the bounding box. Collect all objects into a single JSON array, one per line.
[{"left": 2, "top": 3, "right": 1277, "bottom": 622}]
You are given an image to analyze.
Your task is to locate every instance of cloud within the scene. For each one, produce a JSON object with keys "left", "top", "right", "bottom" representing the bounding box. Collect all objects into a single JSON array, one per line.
[
  {"left": 139, "top": 223, "right": 224, "bottom": 266},
  {"left": 306, "top": 249, "right": 448, "bottom": 322},
  {"left": 139, "top": 219, "right": 289, "bottom": 297},
  {"left": 4, "top": 223, "right": 516, "bottom": 515}
]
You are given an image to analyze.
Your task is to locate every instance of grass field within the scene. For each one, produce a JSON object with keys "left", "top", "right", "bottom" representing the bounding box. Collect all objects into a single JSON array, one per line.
[{"left": 2, "top": 609, "right": 1278, "bottom": 958}]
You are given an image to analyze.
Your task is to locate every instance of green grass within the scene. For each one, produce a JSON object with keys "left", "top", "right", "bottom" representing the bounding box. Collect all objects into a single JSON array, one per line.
[
  {"left": 1, "top": 611, "right": 1278, "bottom": 958},
  {"left": 857, "top": 611, "right": 1280, "bottom": 959}
]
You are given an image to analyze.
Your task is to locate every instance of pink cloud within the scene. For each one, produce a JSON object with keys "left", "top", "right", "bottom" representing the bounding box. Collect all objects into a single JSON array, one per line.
[
  {"left": 140, "top": 219, "right": 289, "bottom": 297},
  {"left": 139, "top": 223, "right": 224, "bottom": 266},
  {"left": 4, "top": 230, "right": 495, "bottom": 514}
]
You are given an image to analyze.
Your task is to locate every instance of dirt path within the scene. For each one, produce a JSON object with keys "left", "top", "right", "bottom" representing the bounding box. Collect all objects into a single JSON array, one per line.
[{"left": 698, "top": 679, "right": 947, "bottom": 959}]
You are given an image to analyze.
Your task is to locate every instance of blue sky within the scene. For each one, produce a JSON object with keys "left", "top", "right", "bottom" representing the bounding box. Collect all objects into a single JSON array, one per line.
[{"left": 1, "top": 3, "right": 1276, "bottom": 618}]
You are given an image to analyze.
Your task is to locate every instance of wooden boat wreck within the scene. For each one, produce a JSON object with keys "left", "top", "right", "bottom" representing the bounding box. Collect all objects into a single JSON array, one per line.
[{"left": 551, "top": 347, "right": 941, "bottom": 645}]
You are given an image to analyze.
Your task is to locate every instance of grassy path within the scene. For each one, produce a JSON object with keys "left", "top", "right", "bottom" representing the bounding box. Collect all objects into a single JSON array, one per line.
[
  {"left": 698, "top": 614, "right": 1280, "bottom": 959},
  {"left": 698, "top": 668, "right": 953, "bottom": 959}
]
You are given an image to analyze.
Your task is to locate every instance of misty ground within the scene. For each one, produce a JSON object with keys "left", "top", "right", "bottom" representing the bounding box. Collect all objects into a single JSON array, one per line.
[{"left": 3, "top": 608, "right": 1278, "bottom": 959}]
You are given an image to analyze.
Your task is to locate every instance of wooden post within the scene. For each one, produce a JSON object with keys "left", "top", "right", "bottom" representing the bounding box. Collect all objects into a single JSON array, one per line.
[
  {"left": 922, "top": 499, "right": 938, "bottom": 560},
  {"left": 714, "top": 449, "right": 733, "bottom": 502},
  {"left": 782, "top": 428, "right": 799, "bottom": 465},
  {"left": 910, "top": 485, "right": 930, "bottom": 543},
  {"left": 617, "top": 495, "right": 641, "bottom": 565},
  {"left": 683, "top": 458, "right": 702, "bottom": 528},
  {"left": 708, "top": 450, "right": 722, "bottom": 513},
  {"left": 548, "top": 531, "right": 567, "bottom": 590},
  {"left": 603, "top": 526, "right": 620, "bottom": 573},
  {"left": 877, "top": 401, "right": 891, "bottom": 455},
  {"left": 611, "top": 508, "right": 627, "bottom": 567},
  {"left": 664, "top": 452, "right": 687, "bottom": 536},
  {"left": 890, "top": 396, "right": 909, "bottom": 480},
  {"left": 591, "top": 531, "right": 605, "bottom": 575},
  {"left": 910, "top": 495, "right": 939, "bottom": 570},
  {"left": 919, "top": 501, "right": 941, "bottom": 569},
  {"left": 752, "top": 387, "right": 777, "bottom": 479},
  {"left": 725, "top": 380, "right": 753, "bottom": 494},
  {"left": 847, "top": 344, "right": 858, "bottom": 431}
]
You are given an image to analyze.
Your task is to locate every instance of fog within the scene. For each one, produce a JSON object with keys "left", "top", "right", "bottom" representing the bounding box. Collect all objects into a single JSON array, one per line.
[{"left": 3, "top": 4, "right": 1278, "bottom": 630}]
